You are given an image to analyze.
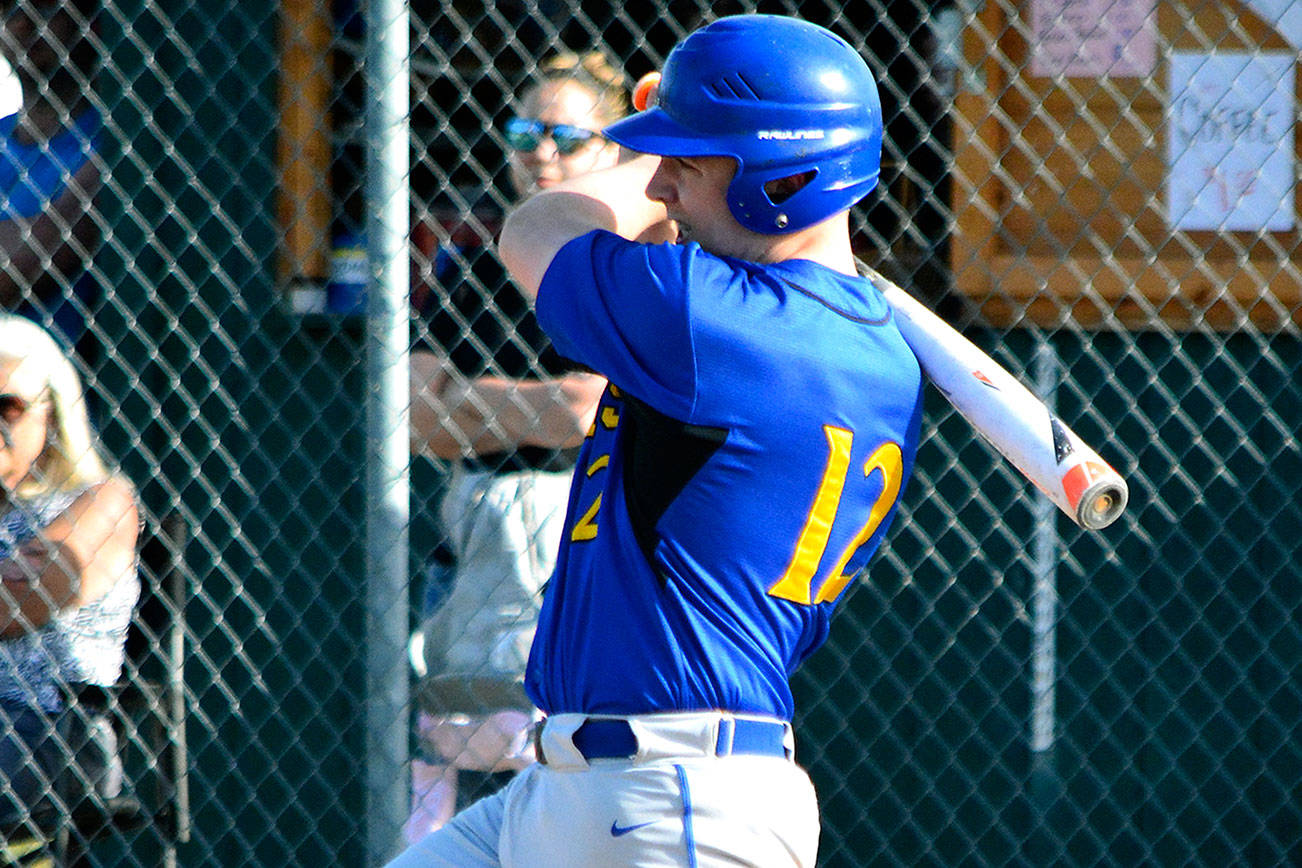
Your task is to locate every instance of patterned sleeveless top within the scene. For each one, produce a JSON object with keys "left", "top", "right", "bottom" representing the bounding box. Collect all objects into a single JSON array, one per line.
[{"left": 0, "top": 486, "right": 139, "bottom": 711}]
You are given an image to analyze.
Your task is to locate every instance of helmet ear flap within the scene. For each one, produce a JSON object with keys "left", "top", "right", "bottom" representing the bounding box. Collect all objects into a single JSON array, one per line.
[
  {"left": 730, "top": 169, "right": 824, "bottom": 232},
  {"left": 763, "top": 170, "right": 818, "bottom": 206},
  {"left": 759, "top": 170, "right": 819, "bottom": 231},
  {"left": 734, "top": 159, "right": 876, "bottom": 233}
]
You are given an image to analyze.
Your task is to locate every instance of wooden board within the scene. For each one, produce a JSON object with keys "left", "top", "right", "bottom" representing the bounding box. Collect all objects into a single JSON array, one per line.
[{"left": 951, "top": 0, "right": 1302, "bottom": 330}]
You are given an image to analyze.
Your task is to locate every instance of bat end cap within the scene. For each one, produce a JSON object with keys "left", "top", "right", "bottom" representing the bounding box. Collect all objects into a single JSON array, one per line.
[{"left": 1076, "top": 478, "right": 1129, "bottom": 530}]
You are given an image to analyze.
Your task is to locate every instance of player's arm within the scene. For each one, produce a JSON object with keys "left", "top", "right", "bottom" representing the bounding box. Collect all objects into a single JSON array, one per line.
[{"left": 498, "top": 153, "right": 674, "bottom": 299}]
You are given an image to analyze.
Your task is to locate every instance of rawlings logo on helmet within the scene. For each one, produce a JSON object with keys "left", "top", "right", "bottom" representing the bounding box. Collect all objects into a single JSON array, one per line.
[{"left": 756, "top": 130, "right": 826, "bottom": 141}]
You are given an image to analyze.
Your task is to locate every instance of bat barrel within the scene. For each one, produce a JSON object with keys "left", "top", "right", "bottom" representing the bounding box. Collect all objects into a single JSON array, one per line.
[
  {"left": 1074, "top": 477, "right": 1129, "bottom": 530},
  {"left": 875, "top": 275, "right": 1130, "bottom": 533}
]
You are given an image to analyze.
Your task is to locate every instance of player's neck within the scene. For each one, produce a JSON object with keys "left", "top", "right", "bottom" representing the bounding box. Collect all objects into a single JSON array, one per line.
[{"left": 756, "top": 217, "right": 857, "bottom": 276}]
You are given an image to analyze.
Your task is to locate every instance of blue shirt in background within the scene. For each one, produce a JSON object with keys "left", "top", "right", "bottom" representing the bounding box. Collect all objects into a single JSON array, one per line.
[{"left": 0, "top": 107, "right": 101, "bottom": 350}]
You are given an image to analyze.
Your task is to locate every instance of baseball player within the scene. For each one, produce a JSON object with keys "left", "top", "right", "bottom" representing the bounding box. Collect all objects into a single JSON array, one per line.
[{"left": 387, "top": 14, "right": 924, "bottom": 867}]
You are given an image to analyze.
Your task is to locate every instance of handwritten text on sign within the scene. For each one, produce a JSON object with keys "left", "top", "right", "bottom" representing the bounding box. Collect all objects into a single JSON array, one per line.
[
  {"left": 1167, "top": 53, "right": 1295, "bottom": 232},
  {"left": 1030, "top": 0, "right": 1155, "bottom": 77}
]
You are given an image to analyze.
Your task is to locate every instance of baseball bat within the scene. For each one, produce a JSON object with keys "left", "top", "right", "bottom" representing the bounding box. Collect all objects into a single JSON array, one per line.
[{"left": 872, "top": 273, "right": 1129, "bottom": 530}]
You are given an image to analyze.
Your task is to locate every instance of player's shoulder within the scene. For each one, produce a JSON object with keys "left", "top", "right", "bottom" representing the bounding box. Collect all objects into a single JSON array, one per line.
[{"left": 756, "top": 259, "right": 892, "bottom": 323}]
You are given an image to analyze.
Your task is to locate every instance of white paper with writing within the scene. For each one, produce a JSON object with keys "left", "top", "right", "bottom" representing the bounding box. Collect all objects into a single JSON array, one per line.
[
  {"left": 1030, "top": 0, "right": 1156, "bottom": 77},
  {"left": 1166, "top": 53, "right": 1295, "bottom": 232}
]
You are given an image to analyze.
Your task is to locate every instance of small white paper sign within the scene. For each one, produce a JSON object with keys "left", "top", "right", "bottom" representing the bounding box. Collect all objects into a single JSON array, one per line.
[
  {"left": 1167, "top": 52, "right": 1295, "bottom": 232},
  {"left": 1030, "top": 0, "right": 1156, "bottom": 77}
]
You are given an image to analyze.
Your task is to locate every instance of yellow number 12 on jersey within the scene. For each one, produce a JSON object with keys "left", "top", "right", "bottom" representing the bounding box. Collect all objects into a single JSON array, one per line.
[{"left": 768, "top": 426, "right": 903, "bottom": 606}]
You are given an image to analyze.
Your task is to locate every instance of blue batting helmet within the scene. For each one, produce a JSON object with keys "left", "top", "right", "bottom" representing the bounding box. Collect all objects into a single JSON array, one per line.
[{"left": 603, "top": 14, "right": 883, "bottom": 234}]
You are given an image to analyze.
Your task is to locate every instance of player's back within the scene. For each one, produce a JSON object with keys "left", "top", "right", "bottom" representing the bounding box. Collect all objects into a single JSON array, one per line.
[
  {"left": 645, "top": 256, "right": 925, "bottom": 661},
  {"left": 528, "top": 237, "right": 924, "bottom": 719}
]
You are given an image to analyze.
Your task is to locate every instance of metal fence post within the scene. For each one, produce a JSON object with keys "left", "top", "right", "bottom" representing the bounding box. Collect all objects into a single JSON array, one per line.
[
  {"left": 1029, "top": 336, "right": 1063, "bottom": 862},
  {"left": 363, "top": 0, "right": 411, "bottom": 862}
]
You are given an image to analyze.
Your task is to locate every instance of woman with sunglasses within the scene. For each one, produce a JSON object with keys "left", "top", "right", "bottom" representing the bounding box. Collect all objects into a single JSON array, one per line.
[
  {"left": 406, "top": 51, "right": 628, "bottom": 842},
  {"left": 0, "top": 314, "right": 138, "bottom": 826},
  {"left": 503, "top": 53, "right": 625, "bottom": 196}
]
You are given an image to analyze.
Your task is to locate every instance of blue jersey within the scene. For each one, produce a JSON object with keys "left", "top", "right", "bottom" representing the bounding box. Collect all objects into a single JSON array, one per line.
[
  {"left": 525, "top": 231, "right": 923, "bottom": 720},
  {"left": 1, "top": 108, "right": 102, "bottom": 350}
]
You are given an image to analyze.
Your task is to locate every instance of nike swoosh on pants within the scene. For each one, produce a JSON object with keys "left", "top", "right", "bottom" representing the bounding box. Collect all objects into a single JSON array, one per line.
[{"left": 610, "top": 820, "right": 656, "bottom": 837}]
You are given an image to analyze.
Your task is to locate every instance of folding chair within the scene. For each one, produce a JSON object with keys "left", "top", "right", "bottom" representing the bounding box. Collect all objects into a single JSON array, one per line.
[{"left": 1, "top": 512, "right": 192, "bottom": 867}]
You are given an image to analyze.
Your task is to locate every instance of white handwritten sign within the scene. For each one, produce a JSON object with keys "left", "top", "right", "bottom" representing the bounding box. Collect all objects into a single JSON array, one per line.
[
  {"left": 1030, "top": 0, "right": 1156, "bottom": 77},
  {"left": 1167, "top": 53, "right": 1295, "bottom": 232}
]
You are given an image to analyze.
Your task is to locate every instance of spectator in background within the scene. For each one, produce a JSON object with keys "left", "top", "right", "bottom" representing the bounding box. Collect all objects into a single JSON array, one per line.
[
  {"left": 0, "top": 0, "right": 103, "bottom": 358},
  {"left": 0, "top": 313, "right": 139, "bottom": 826},
  {"left": 404, "top": 50, "right": 628, "bottom": 841}
]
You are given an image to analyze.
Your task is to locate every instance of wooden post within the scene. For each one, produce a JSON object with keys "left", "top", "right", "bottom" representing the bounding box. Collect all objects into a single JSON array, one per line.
[{"left": 277, "top": 0, "right": 332, "bottom": 286}]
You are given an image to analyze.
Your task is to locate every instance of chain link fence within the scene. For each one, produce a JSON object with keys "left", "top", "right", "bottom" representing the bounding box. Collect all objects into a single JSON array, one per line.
[{"left": 2, "top": 0, "right": 1298, "bottom": 865}]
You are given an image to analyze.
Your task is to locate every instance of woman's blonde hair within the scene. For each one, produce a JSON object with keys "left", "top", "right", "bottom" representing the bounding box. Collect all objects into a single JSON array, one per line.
[
  {"left": 0, "top": 314, "right": 110, "bottom": 498},
  {"left": 532, "top": 50, "right": 630, "bottom": 126}
]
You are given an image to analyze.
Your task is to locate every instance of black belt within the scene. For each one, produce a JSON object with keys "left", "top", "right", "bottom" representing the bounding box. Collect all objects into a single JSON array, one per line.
[{"left": 535, "top": 717, "right": 790, "bottom": 764}]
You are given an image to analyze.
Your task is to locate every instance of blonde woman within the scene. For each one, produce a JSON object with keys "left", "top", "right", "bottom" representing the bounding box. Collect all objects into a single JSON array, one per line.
[
  {"left": 0, "top": 314, "right": 138, "bottom": 822},
  {"left": 405, "top": 51, "right": 628, "bottom": 841}
]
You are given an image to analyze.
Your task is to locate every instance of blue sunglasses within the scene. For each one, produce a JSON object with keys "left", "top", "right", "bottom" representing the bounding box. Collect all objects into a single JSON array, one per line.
[{"left": 504, "top": 117, "right": 601, "bottom": 156}]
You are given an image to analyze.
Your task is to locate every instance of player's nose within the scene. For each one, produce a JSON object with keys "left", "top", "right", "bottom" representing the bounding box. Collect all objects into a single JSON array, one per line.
[{"left": 645, "top": 159, "right": 675, "bottom": 205}]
